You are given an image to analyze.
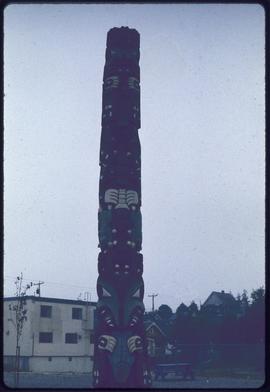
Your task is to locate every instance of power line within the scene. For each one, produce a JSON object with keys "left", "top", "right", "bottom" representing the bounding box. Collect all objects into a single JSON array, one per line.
[{"left": 4, "top": 275, "right": 95, "bottom": 290}]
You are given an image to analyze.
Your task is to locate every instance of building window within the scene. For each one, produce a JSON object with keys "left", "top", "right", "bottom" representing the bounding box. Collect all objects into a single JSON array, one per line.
[
  {"left": 40, "top": 305, "right": 52, "bottom": 318},
  {"left": 39, "top": 332, "right": 53, "bottom": 343},
  {"left": 48, "top": 357, "right": 52, "bottom": 361},
  {"left": 65, "top": 333, "right": 78, "bottom": 344},
  {"left": 72, "top": 308, "right": 82, "bottom": 320},
  {"left": 90, "top": 334, "right": 95, "bottom": 344},
  {"left": 68, "top": 357, "right": 72, "bottom": 362}
]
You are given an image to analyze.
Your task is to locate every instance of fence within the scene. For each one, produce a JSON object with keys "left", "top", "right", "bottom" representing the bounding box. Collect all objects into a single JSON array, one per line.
[{"left": 155, "top": 343, "right": 264, "bottom": 371}]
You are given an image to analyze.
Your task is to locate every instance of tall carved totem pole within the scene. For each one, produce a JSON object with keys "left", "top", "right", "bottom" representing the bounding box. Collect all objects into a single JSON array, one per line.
[{"left": 93, "top": 27, "right": 152, "bottom": 388}]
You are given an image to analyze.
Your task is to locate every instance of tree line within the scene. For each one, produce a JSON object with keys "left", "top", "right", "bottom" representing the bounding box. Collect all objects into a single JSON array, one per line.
[{"left": 145, "top": 287, "right": 265, "bottom": 346}]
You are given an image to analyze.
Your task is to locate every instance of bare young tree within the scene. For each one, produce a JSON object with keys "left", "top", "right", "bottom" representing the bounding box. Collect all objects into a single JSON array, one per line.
[{"left": 8, "top": 273, "right": 32, "bottom": 387}]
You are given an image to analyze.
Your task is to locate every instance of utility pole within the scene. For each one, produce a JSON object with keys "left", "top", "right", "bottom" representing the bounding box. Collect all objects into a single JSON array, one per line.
[
  {"left": 84, "top": 291, "right": 91, "bottom": 303},
  {"left": 148, "top": 293, "right": 158, "bottom": 312},
  {"left": 32, "top": 281, "right": 44, "bottom": 297}
]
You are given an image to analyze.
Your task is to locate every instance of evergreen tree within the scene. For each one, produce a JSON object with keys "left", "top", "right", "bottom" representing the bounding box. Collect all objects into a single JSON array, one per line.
[{"left": 158, "top": 304, "right": 173, "bottom": 320}]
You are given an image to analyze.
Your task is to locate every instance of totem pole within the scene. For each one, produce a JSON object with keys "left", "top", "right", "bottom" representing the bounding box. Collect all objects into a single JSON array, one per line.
[{"left": 93, "top": 27, "right": 152, "bottom": 388}]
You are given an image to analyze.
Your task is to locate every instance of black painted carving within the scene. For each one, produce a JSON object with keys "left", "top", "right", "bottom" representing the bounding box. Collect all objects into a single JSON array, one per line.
[{"left": 93, "top": 27, "right": 152, "bottom": 388}]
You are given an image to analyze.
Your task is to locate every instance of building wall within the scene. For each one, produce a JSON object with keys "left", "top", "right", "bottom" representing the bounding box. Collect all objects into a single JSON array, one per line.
[
  {"left": 147, "top": 338, "right": 155, "bottom": 357},
  {"left": 4, "top": 297, "right": 95, "bottom": 373},
  {"left": 31, "top": 300, "right": 94, "bottom": 357},
  {"left": 29, "top": 356, "right": 93, "bottom": 373}
]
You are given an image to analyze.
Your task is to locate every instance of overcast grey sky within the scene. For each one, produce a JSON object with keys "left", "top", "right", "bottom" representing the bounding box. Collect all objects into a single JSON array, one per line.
[{"left": 4, "top": 3, "right": 265, "bottom": 311}]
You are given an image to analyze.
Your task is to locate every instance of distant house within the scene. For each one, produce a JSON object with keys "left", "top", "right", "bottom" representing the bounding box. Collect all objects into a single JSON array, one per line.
[
  {"left": 202, "top": 290, "right": 237, "bottom": 316},
  {"left": 4, "top": 296, "right": 96, "bottom": 373},
  {"left": 144, "top": 320, "right": 167, "bottom": 357}
]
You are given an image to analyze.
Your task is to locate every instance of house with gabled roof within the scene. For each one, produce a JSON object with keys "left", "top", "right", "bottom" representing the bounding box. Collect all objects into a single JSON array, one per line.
[
  {"left": 201, "top": 290, "right": 238, "bottom": 316},
  {"left": 144, "top": 320, "right": 167, "bottom": 357}
]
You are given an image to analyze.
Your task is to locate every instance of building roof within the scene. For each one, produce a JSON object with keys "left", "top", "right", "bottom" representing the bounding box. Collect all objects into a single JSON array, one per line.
[
  {"left": 144, "top": 320, "right": 167, "bottom": 338},
  {"left": 202, "top": 291, "right": 236, "bottom": 307},
  {"left": 3, "top": 295, "right": 97, "bottom": 307}
]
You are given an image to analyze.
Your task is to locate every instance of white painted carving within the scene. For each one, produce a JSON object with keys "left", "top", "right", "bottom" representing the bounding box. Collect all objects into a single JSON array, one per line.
[
  {"left": 102, "top": 287, "right": 112, "bottom": 297},
  {"left": 98, "top": 335, "right": 117, "bottom": 352},
  {"left": 127, "top": 335, "right": 143, "bottom": 353},
  {"left": 132, "top": 288, "right": 140, "bottom": 298},
  {"left": 104, "top": 76, "right": 119, "bottom": 89},
  {"left": 128, "top": 77, "right": 140, "bottom": 90},
  {"left": 104, "top": 189, "right": 138, "bottom": 209}
]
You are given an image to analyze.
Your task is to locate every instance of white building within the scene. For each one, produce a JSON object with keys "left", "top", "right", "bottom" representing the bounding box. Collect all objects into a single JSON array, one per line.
[{"left": 3, "top": 296, "right": 96, "bottom": 373}]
